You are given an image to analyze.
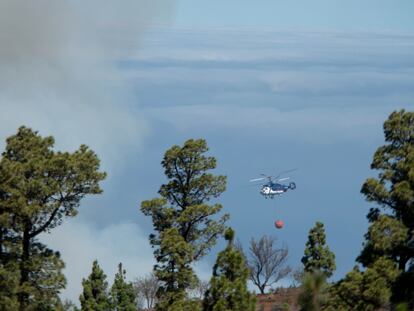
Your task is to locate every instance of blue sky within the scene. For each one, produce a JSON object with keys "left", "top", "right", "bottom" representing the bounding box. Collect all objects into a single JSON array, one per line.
[
  {"left": 0, "top": 0, "right": 413, "bottom": 304},
  {"left": 174, "top": 0, "right": 414, "bottom": 31}
]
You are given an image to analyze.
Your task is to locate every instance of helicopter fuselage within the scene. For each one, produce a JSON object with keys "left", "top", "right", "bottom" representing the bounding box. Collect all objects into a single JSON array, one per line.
[{"left": 260, "top": 182, "right": 296, "bottom": 198}]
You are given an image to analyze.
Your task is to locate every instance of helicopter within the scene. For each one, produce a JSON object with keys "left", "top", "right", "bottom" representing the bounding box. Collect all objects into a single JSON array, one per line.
[{"left": 249, "top": 169, "right": 297, "bottom": 199}]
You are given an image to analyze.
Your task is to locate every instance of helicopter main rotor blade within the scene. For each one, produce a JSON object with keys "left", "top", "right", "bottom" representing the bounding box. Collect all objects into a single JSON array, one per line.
[
  {"left": 276, "top": 177, "right": 290, "bottom": 182},
  {"left": 248, "top": 183, "right": 262, "bottom": 187},
  {"left": 249, "top": 177, "right": 266, "bottom": 182},
  {"left": 275, "top": 168, "right": 298, "bottom": 179}
]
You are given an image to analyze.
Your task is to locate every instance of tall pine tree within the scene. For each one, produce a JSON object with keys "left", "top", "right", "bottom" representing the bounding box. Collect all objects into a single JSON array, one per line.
[
  {"left": 141, "top": 139, "right": 229, "bottom": 310},
  {"left": 110, "top": 263, "right": 136, "bottom": 311},
  {"left": 301, "top": 221, "right": 336, "bottom": 278},
  {"left": 79, "top": 260, "right": 111, "bottom": 311},
  {"left": 0, "top": 127, "right": 106, "bottom": 310},
  {"left": 203, "top": 228, "right": 256, "bottom": 311},
  {"left": 323, "top": 110, "right": 414, "bottom": 310},
  {"left": 358, "top": 109, "right": 414, "bottom": 306}
]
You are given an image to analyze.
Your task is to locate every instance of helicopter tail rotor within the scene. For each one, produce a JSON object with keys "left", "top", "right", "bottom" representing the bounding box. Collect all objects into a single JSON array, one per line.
[{"left": 289, "top": 182, "right": 296, "bottom": 190}]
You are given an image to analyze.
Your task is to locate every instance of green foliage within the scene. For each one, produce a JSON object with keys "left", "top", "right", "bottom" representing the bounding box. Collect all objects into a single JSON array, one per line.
[
  {"left": 0, "top": 126, "right": 106, "bottom": 231},
  {"left": 395, "top": 302, "right": 409, "bottom": 311},
  {"left": 301, "top": 222, "right": 336, "bottom": 278},
  {"left": 155, "top": 292, "right": 201, "bottom": 311},
  {"left": 0, "top": 245, "right": 65, "bottom": 311},
  {"left": 281, "top": 303, "right": 291, "bottom": 311},
  {"left": 297, "top": 271, "right": 328, "bottom": 311},
  {"left": 79, "top": 260, "right": 111, "bottom": 311},
  {"left": 360, "top": 109, "right": 414, "bottom": 268},
  {"left": 0, "top": 126, "right": 106, "bottom": 310},
  {"left": 24, "top": 242, "right": 66, "bottom": 310},
  {"left": 391, "top": 267, "right": 414, "bottom": 309},
  {"left": 62, "top": 300, "right": 79, "bottom": 311},
  {"left": 110, "top": 263, "right": 137, "bottom": 311},
  {"left": 156, "top": 227, "right": 196, "bottom": 288},
  {"left": 140, "top": 139, "right": 229, "bottom": 310},
  {"left": 328, "top": 258, "right": 400, "bottom": 311},
  {"left": 0, "top": 262, "right": 19, "bottom": 310},
  {"left": 203, "top": 228, "right": 256, "bottom": 311},
  {"left": 357, "top": 215, "right": 408, "bottom": 267},
  {"left": 0, "top": 184, "right": 19, "bottom": 310},
  {"left": 358, "top": 109, "right": 414, "bottom": 305}
]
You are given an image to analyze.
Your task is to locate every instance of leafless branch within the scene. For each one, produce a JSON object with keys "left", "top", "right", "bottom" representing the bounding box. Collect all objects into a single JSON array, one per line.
[
  {"left": 134, "top": 272, "right": 160, "bottom": 310},
  {"left": 239, "top": 235, "right": 291, "bottom": 294}
]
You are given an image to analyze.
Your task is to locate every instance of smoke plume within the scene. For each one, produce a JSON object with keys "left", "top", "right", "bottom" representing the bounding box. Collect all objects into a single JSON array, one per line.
[{"left": 0, "top": 0, "right": 176, "bottom": 167}]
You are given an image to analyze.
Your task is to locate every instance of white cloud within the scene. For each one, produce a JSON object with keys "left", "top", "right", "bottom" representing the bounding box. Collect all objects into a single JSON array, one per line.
[{"left": 119, "top": 28, "right": 413, "bottom": 146}]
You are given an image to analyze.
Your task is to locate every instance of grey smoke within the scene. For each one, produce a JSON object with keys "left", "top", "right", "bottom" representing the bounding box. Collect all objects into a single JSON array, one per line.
[
  {"left": 0, "top": 0, "right": 176, "bottom": 168},
  {"left": 0, "top": 0, "right": 176, "bottom": 304}
]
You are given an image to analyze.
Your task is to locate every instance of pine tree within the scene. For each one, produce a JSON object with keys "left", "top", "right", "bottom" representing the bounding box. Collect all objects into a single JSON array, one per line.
[
  {"left": 327, "top": 257, "right": 400, "bottom": 311},
  {"left": 79, "top": 260, "right": 111, "bottom": 311},
  {"left": 358, "top": 110, "right": 414, "bottom": 306},
  {"left": 323, "top": 110, "right": 414, "bottom": 310},
  {"left": 141, "top": 139, "right": 229, "bottom": 310},
  {"left": 0, "top": 126, "right": 106, "bottom": 310},
  {"left": 110, "top": 263, "right": 136, "bottom": 311},
  {"left": 297, "top": 271, "right": 328, "bottom": 311},
  {"left": 0, "top": 186, "right": 19, "bottom": 310},
  {"left": 301, "top": 222, "right": 336, "bottom": 278},
  {"left": 151, "top": 227, "right": 198, "bottom": 311},
  {"left": 26, "top": 242, "right": 66, "bottom": 310},
  {"left": 203, "top": 228, "right": 256, "bottom": 311}
]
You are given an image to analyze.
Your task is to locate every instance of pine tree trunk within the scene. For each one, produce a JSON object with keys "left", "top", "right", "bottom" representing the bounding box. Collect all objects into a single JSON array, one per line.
[
  {"left": 0, "top": 228, "right": 3, "bottom": 262},
  {"left": 18, "top": 226, "right": 31, "bottom": 311},
  {"left": 398, "top": 255, "right": 407, "bottom": 271}
]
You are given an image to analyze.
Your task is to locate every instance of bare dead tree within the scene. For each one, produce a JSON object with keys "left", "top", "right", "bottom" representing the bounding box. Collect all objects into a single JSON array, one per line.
[
  {"left": 291, "top": 267, "right": 305, "bottom": 287},
  {"left": 62, "top": 300, "right": 77, "bottom": 311},
  {"left": 188, "top": 279, "right": 210, "bottom": 300},
  {"left": 134, "top": 272, "right": 160, "bottom": 310},
  {"left": 238, "top": 235, "right": 291, "bottom": 294}
]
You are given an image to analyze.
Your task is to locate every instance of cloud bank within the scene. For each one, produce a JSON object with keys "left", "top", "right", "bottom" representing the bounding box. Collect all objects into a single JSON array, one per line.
[{"left": 126, "top": 29, "right": 413, "bottom": 144}]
